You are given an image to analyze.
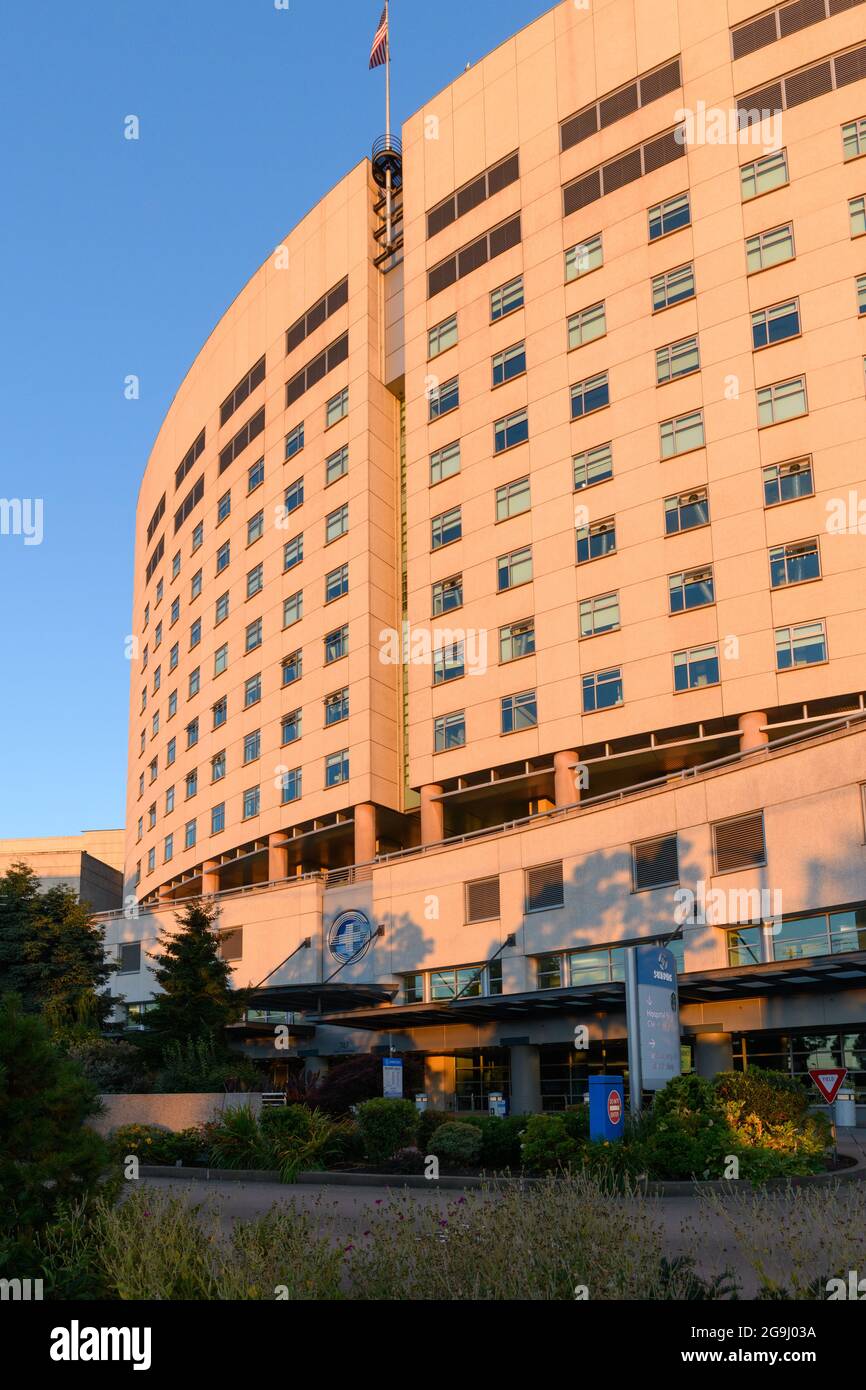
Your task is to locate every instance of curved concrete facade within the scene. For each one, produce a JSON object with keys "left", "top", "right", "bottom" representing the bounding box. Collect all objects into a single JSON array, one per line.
[{"left": 116, "top": 0, "right": 866, "bottom": 1112}]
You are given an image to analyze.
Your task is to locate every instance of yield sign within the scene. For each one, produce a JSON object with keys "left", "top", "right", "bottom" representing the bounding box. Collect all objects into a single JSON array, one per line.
[{"left": 809, "top": 1068, "right": 848, "bottom": 1103}]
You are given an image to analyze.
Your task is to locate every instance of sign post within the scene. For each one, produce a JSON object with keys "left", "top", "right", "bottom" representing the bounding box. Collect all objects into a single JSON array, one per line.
[
  {"left": 382, "top": 1056, "right": 403, "bottom": 1098},
  {"left": 625, "top": 943, "right": 682, "bottom": 1114},
  {"left": 809, "top": 1067, "right": 848, "bottom": 1166}
]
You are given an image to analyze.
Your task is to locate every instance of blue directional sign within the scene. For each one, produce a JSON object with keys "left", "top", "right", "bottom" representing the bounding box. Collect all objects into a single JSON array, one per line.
[{"left": 635, "top": 944, "right": 681, "bottom": 1091}]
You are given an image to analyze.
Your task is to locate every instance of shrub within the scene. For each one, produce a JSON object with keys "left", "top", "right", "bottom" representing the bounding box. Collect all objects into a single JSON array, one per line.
[
  {"left": 109, "top": 1122, "right": 178, "bottom": 1166},
  {"left": 315, "top": 1055, "right": 384, "bottom": 1116},
  {"left": 66, "top": 1039, "right": 153, "bottom": 1094},
  {"left": 639, "top": 1075, "right": 732, "bottom": 1180},
  {"left": 714, "top": 1066, "right": 810, "bottom": 1128},
  {"left": 453, "top": 1114, "right": 524, "bottom": 1169},
  {"left": 428, "top": 1121, "right": 482, "bottom": 1169},
  {"left": 154, "top": 1036, "right": 261, "bottom": 1093},
  {"left": 206, "top": 1105, "right": 269, "bottom": 1170},
  {"left": 262, "top": 1107, "right": 352, "bottom": 1182},
  {"left": 520, "top": 1114, "right": 580, "bottom": 1174},
  {"left": 561, "top": 1104, "right": 590, "bottom": 1142},
  {"left": 259, "top": 1104, "right": 312, "bottom": 1144},
  {"left": 356, "top": 1098, "right": 418, "bottom": 1164},
  {"left": 417, "top": 1107, "right": 453, "bottom": 1151}
]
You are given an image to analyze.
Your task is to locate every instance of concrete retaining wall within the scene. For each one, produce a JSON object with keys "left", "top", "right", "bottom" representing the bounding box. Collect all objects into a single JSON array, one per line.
[{"left": 92, "top": 1092, "right": 263, "bottom": 1136}]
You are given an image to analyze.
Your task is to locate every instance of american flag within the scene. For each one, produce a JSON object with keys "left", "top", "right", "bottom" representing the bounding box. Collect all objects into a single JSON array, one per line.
[{"left": 369, "top": 6, "right": 388, "bottom": 69}]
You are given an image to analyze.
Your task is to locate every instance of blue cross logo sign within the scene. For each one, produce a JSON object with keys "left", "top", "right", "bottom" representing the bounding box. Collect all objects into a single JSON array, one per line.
[{"left": 328, "top": 910, "right": 373, "bottom": 964}]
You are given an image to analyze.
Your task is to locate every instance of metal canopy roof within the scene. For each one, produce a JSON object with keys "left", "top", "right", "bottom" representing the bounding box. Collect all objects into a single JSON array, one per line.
[
  {"left": 251, "top": 981, "right": 399, "bottom": 1014},
  {"left": 317, "top": 952, "right": 866, "bottom": 1031}
]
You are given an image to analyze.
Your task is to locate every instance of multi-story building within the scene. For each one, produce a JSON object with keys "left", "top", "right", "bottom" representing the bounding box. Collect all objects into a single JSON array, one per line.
[
  {"left": 103, "top": 0, "right": 866, "bottom": 1113},
  {"left": 1, "top": 830, "right": 124, "bottom": 912}
]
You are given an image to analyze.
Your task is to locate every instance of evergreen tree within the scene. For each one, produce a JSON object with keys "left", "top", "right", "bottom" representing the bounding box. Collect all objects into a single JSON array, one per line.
[
  {"left": 146, "top": 900, "right": 246, "bottom": 1050},
  {"left": 0, "top": 993, "right": 108, "bottom": 1274},
  {"left": 0, "top": 863, "right": 114, "bottom": 1031}
]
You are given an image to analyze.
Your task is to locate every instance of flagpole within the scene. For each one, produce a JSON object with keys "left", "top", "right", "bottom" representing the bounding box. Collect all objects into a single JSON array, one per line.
[{"left": 385, "top": 0, "right": 393, "bottom": 251}]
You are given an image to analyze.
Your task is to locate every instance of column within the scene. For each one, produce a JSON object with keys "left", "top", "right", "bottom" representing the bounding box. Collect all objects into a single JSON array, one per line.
[
  {"left": 509, "top": 1044, "right": 542, "bottom": 1115},
  {"left": 420, "top": 784, "right": 444, "bottom": 845},
  {"left": 354, "top": 803, "right": 377, "bottom": 864},
  {"left": 554, "top": 750, "right": 580, "bottom": 808},
  {"left": 694, "top": 1032, "right": 734, "bottom": 1080},
  {"left": 423, "top": 1054, "right": 456, "bottom": 1111},
  {"left": 738, "top": 711, "right": 768, "bottom": 753},
  {"left": 201, "top": 860, "right": 220, "bottom": 896},
  {"left": 268, "top": 833, "right": 289, "bottom": 883}
]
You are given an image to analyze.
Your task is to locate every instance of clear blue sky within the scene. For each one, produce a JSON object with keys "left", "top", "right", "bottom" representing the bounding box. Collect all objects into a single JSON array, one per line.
[{"left": 0, "top": 0, "right": 553, "bottom": 839}]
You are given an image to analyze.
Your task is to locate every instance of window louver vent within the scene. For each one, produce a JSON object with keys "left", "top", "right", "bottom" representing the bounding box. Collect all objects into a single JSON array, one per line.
[
  {"left": 633, "top": 834, "right": 679, "bottom": 890},
  {"left": 466, "top": 876, "right": 501, "bottom": 922},
  {"left": 713, "top": 814, "right": 766, "bottom": 873},
  {"left": 526, "top": 862, "right": 565, "bottom": 912}
]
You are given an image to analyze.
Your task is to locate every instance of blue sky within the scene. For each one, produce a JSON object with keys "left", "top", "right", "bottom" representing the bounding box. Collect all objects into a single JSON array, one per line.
[{"left": 0, "top": 0, "right": 553, "bottom": 839}]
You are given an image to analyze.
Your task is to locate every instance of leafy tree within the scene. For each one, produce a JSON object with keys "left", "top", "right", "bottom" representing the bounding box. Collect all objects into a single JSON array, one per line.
[
  {"left": 0, "top": 993, "right": 109, "bottom": 1276},
  {"left": 0, "top": 863, "right": 115, "bottom": 1032},
  {"left": 146, "top": 900, "right": 246, "bottom": 1052}
]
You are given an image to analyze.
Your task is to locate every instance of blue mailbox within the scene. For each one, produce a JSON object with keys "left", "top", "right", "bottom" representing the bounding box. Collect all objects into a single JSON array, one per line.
[{"left": 588, "top": 1074, "right": 625, "bottom": 1142}]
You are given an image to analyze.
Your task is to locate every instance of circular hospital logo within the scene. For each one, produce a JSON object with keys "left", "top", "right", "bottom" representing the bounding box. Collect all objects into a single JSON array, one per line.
[{"left": 328, "top": 909, "right": 373, "bottom": 964}]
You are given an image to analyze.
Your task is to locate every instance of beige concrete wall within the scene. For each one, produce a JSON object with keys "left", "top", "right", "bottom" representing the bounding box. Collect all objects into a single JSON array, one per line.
[{"left": 90, "top": 1091, "right": 263, "bottom": 1137}]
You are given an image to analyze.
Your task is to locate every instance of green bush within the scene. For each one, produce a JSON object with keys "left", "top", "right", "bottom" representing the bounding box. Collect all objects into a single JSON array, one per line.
[
  {"left": 714, "top": 1067, "right": 810, "bottom": 1127},
  {"left": 416, "top": 1107, "right": 453, "bottom": 1151},
  {"left": 109, "top": 1123, "right": 176, "bottom": 1165},
  {"left": 453, "top": 1114, "right": 524, "bottom": 1169},
  {"left": 206, "top": 1105, "right": 269, "bottom": 1170},
  {"left": 639, "top": 1075, "right": 733, "bottom": 1180},
  {"left": 520, "top": 1114, "right": 580, "bottom": 1174},
  {"left": 154, "top": 1036, "right": 261, "bottom": 1093},
  {"left": 262, "top": 1107, "right": 352, "bottom": 1182},
  {"left": 561, "top": 1104, "right": 590, "bottom": 1142},
  {"left": 260, "top": 1104, "right": 312, "bottom": 1144},
  {"left": 428, "top": 1121, "right": 482, "bottom": 1168},
  {"left": 66, "top": 1039, "right": 154, "bottom": 1093},
  {"left": 356, "top": 1098, "right": 419, "bottom": 1164}
]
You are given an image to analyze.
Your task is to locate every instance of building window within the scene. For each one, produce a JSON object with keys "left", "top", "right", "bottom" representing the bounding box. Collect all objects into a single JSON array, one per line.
[
  {"left": 188, "top": 667, "right": 200, "bottom": 698},
  {"left": 186, "top": 718, "right": 199, "bottom": 748},
  {"left": 212, "top": 751, "right": 226, "bottom": 781},
  {"left": 501, "top": 689, "right": 537, "bottom": 734},
  {"left": 217, "top": 490, "right": 231, "bottom": 525},
  {"left": 211, "top": 802, "right": 225, "bottom": 834},
  {"left": 496, "top": 476, "right": 531, "bottom": 521},
  {"left": 574, "top": 442, "right": 613, "bottom": 490},
  {"left": 117, "top": 942, "right": 141, "bottom": 974},
  {"left": 167, "top": 690, "right": 177, "bottom": 719},
  {"left": 579, "top": 591, "right": 619, "bottom": 637},
  {"left": 284, "top": 478, "right": 304, "bottom": 516},
  {"left": 850, "top": 195, "right": 866, "bottom": 238},
  {"left": 763, "top": 457, "right": 813, "bottom": 506},
  {"left": 576, "top": 517, "right": 616, "bottom": 564},
  {"left": 648, "top": 191, "right": 690, "bottom": 240},
  {"left": 497, "top": 545, "right": 532, "bottom": 591},
  {"left": 149, "top": 801, "right": 158, "bottom": 828},
  {"left": 166, "top": 738, "right": 176, "bottom": 766},
  {"left": 282, "top": 650, "right": 302, "bottom": 685},
  {"left": 660, "top": 409, "right": 704, "bottom": 457},
  {"left": 669, "top": 566, "right": 714, "bottom": 612},
  {"left": 752, "top": 299, "right": 800, "bottom": 349},
  {"left": 429, "top": 376, "right": 459, "bottom": 420},
  {"left": 656, "top": 335, "right": 699, "bottom": 383},
  {"left": 324, "top": 689, "right": 349, "bottom": 726},
  {"left": 283, "top": 591, "right": 303, "bottom": 627},
  {"left": 583, "top": 664, "right": 623, "bottom": 711},
  {"left": 565, "top": 233, "right": 603, "bottom": 281},
  {"left": 741, "top": 148, "right": 788, "bottom": 201},
  {"left": 326, "top": 387, "right": 349, "bottom": 427},
  {"left": 285, "top": 422, "right": 305, "bottom": 460},
  {"left": 434, "top": 710, "right": 466, "bottom": 752},
  {"left": 281, "top": 710, "right": 302, "bottom": 745},
  {"left": 713, "top": 812, "right": 766, "bottom": 873},
  {"left": 726, "top": 927, "right": 763, "bottom": 967},
  {"left": 243, "top": 730, "right": 261, "bottom": 764},
  {"left": 769, "top": 538, "right": 820, "bottom": 588},
  {"left": 746, "top": 224, "right": 794, "bottom": 273},
  {"left": 325, "top": 445, "right": 348, "bottom": 485},
  {"left": 248, "top": 457, "right": 265, "bottom": 492},
  {"left": 147, "top": 848, "right": 155, "bottom": 874},
  {"left": 500, "top": 617, "right": 535, "bottom": 663},
  {"left": 431, "top": 506, "right": 462, "bottom": 549},
  {"left": 652, "top": 262, "right": 694, "bottom": 311},
  {"left": 185, "top": 769, "right": 198, "bottom": 798},
  {"left": 771, "top": 909, "right": 866, "bottom": 963},
  {"left": 492, "top": 342, "right": 526, "bottom": 386},
  {"left": 776, "top": 620, "right": 827, "bottom": 670},
  {"left": 244, "top": 674, "right": 261, "bottom": 707},
  {"left": 567, "top": 303, "right": 606, "bottom": 349},
  {"left": 674, "top": 644, "right": 719, "bottom": 691},
  {"left": 570, "top": 372, "right": 609, "bottom": 418},
  {"left": 433, "top": 642, "right": 465, "bottom": 684},
  {"left": 192, "top": 521, "right": 203, "bottom": 552},
  {"left": 246, "top": 511, "right": 264, "bottom": 546},
  {"left": 757, "top": 376, "right": 807, "bottom": 426},
  {"left": 325, "top": 625, "right": 349, "bottom": 664},
  {"left": 326, "top": 563, "right": 349, "bottom": 603},
  {"left": 214, "top": 594, "right": 229, "bottom": 625},
  {"left": 216, "top": 541, "right": 230, "bottom": 575},
  {"left": 430, "top": 440, "right": 460, "bottom": 485},
  {"left": 213, "top": 696, "right": 227, "bottom": 728},
  {"left": 429, "top": 314, "right": 458, "bottom": 358},
  {"left": 214, "top": 645, "right": 228, "bottom": 678},
  {"left": 494, "top": 408, "right": 529, "bottom": 452},
  {"left": 432, "top": 575, "right": 463, "bottom": 615},
  {"left": 490, "top": 275, "right": 524, "bottom": 321},
  {"left": 164, "top": 834, "right": 174, "bottom": 863},
  {"left": 246, "top": 564, "right": 264, "bottom": 600},
  {"left": 284, "top": 534, "right": 303, "bottom": 571},
  {"left": 191, "top": 568, "right": 202, "bottom": 599},
  {"left": 466, "top": 876, "right": 500, "bottom": 923},
  {"left": 170, "top": 596, "right": 180, "bottom": 627},
  {"left": 325, "top": 504, "right": 349, "bottom": 544},
  {"left": 242, "top": 786, "right": 260, "bottom": 820},
  {"left": 325, "top": 750, "right": 349, "bottom": 787},
  {"left": 665, "top": 487, "right": 709, "bottom": 534},
  {"left": 632, "top": 833, "right": 679, "bottom": 890},
  {"left": 281, "top": 768, "right": 302, "bottom": 803},
  {"left": 843, "top": 117, "right": 866, "bottom": 161}
]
